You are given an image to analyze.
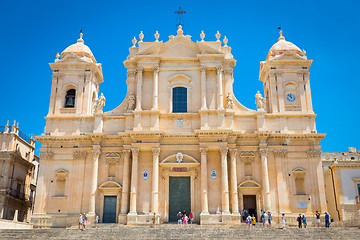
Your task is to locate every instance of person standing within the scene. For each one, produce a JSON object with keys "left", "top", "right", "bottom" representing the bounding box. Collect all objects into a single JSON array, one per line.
[
  {"left": 94, "top": 214, "right": 99, "bottom": 228},
  {"left": 315, "top": 210, "right": 321, "bottom": 228},
  {"left": 297, "top": 214, "right": 302, "bottom": 228},
  {"left": 267, "top": 211, "right": 272, "bottom": 228},
  {"left": 281, "top": 214, "right": 286, "bottom": 229},
  {"left": 246, "top": 214, "right": 251, "bottom": 228},
  {"left": 152, "top": 213, "right": 157, "bottom": 228},
  {"left": 261, "top": 210, "right": 266, "bottom": 228},
  {"left": 177, "top": 212, "right": 182, "bottom": 224},
  {"left": 251, "top": 214, "right": 256, "bottom": 228},
  {"left": 189, "top": 212, "right": 193, "bottom": 224},
  {"left": 325, "top": 212, "right": 330, "bottom": 228},
  {"left": 183, "top": 214, "right": 188, "bottom": 225},
  {"left": 78, "top": 214, "right": 83, "bottom": 230},
  {"left": 82, "top": 213, "right": 87, "bottom": 231},
  {"left": 302, "top": 215, "right": 307, "bottom": 228}
]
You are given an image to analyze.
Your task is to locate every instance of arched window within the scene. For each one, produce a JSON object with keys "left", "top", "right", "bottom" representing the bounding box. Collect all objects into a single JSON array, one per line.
[
  {"left": 172, "top": 87, "right": 187, "bottom": 113},
  {"left": 65, "top": 89, "right": 76, "bottom": 108}
]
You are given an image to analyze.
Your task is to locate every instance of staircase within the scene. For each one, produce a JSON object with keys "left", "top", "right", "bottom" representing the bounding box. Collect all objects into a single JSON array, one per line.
[{"left": 1, "top": 224, "right": 359, "bottom": 239}]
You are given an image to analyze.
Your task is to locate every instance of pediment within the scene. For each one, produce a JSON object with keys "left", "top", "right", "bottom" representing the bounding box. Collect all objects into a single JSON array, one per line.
[
  {"left": 271, "top": 51, "right": 306, "bottom": 61},
  {"left": 58, "top": 52, "right": 87, "bottom": 63},
  {"left": 238, "top": 179, "right": 261, "bottom": 188},
  {"left": 292, "top": 167, "right": 306, "bottom": 175},
  {"left": 98, "top": 180, "right": 122, "bottom": 189},
  {"left": 160, "top": 41, "right": 200, "bottom": 58},
  {"left": 55, "top": 169, "right": 69, "bottom": 178},
  {"left": 160, "top": 153, "right": 199, "bottom": 164}
]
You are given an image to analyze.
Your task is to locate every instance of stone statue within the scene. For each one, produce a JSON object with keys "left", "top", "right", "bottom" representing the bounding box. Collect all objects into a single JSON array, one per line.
[
  {"left": 255, "top": 91, "right": 266, "bottom": 110},
  {"left": 94, "top": 93, "right": 106, "bottom": 112},
  {"left": 127, "top": 92, "right": 136, "bottom": 110},
  {"left": 226, "top": 93, "right": 233, "bottom": 110}
]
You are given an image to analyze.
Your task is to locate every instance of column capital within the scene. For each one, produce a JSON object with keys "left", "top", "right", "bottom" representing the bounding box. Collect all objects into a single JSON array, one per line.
[
  {"left": 137, "top": 67, "right": 144, "bottom": 73},
  {"left": 152, "top": 66, "right": 159, "bottom": 72},
  {"left": 273, "top": 148, "right": 287, "bottom": 158},
  {"left": 152, "top": 147, "right": 160, "bottom": 156},
  {"left": 201, "top": 66, "right": 207, "bottom": 72},
  {"left": 200, "top": 147, "right": 208, "bottom": 155},
  {"left": 259, "top": 147, "right": 268, "bottom": 156},
  {"left": 220, "top": 147, "right": 228, "bottom": 155},
  {"left": 131, "top": 148, "right": 140, "bottom": 156},
  {"left": 39, "top": 152, "right": 55, "bottom": 160},
  {"left": 307, "top": 148, "right": 322, "bottom": 158},
  {"left": 223, "top": 69, "right": 233, "bottom": 77},
  {"left": 229, "top": 148, "right": 237, "bottom": 158},
  {"left": 127, "top": 69, "right": 137, "bottom": 78},
  {"left": 216, "top": 66, "right": 223, "bottom": 72},
  {"left": 122, "top": 149, "right": 131, "bottom": 157},
  {"left": 92, "top": 150, "right": 101, "bottom": 159}
]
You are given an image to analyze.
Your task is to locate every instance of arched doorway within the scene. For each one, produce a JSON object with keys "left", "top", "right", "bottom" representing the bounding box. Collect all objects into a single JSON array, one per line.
[{"left": 238, "top": 179, "right": 262, "bottom": 221}]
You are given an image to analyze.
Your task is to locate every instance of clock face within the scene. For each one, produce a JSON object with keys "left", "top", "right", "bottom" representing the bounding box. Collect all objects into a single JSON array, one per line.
[{"left": 286, "top": 93, "right": 296, "bottom": 102}]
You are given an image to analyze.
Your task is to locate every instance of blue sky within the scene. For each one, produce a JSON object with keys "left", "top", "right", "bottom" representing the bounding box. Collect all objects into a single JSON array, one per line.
[{"left": 0, "top": 0, "right": 359, "bottom": 154}]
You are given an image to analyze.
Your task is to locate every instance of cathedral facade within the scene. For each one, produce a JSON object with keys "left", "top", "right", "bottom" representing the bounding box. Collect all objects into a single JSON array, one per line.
[{"left": 32, "top": 26, "right": 327, "bottom": 227}]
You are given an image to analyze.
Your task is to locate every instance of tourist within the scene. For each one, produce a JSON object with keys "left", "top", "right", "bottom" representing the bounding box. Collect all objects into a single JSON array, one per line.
[
  {"left": 267, "top": 211, "right": 272, "bottom": 228},
  {"left": 281, "top": 214, "right": 286, "bottom": 229},
  {"left": 182, "top": 210, "right": 186, "bottom": 218},
  {"left": 261, "top": 210, "right": 266, "bottom": 228},
  {"left": 251, "top": 214, "right": 256, "bottom": 228},
  {"left": 302, "top": 215, "right": 307, "bottom": 228},
  {"left": 241, "top": 210, "right": 246, "bottom": 223},
  {"left": 183, "top": 214, "right": 188, "bottom": 225},
  {"left": 82, "top": 213, "right": 87, "bottom": 231},
  {"left": 297, "top": 214, "right": 302, "bottom": 228},
  {"left": 94, "top": 214, "right": 99, "bottom": 228},
  {"left": 177, "top": 212, "right": 182, "bottom": 224},
  {"left": 315, "top": 210, "right": 321, "bottom": 228},
  {"left": 325, "top": 212, "right": 330, "bottom": 228},
  {"left": 152, "top": 213, "right": 157, "bottom": 228},
  {"left": 189, "top": 212, "right": 193, "bottom": 224},
  {"left": 246, "top": 214, "right": 251, "bottom": 228},
  {"left": 78, "top": 213, "right": 83, "bottom": 230}
]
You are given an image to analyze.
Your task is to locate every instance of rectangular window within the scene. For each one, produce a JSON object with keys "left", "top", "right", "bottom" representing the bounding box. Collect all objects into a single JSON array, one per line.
[{"left": 172, "top": 87, "right": 187, "bottom": 113}]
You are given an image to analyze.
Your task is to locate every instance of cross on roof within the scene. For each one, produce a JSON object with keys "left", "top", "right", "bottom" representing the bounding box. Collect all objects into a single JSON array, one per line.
[{"left": 174, "top": 7, "right": 186, "bottom": 28}]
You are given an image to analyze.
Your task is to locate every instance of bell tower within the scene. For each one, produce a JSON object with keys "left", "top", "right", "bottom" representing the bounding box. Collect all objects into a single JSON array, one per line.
[
  {"left": 259, "top": 30, "right": 313, "bottom": 114},
  {"left": 47, "top": 33, "right": 103, "bottom": 118}
]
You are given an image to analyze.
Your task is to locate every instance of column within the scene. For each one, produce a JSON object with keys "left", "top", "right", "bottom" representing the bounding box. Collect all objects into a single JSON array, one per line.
[
  {"left": 274, "top": 149, "right": 290, "bottom": 213},
  {"left": 220, "top": 147, "right": 230, "bottom": 214},
  {"left": 151, "top": 147, "right": 160, "bottom": 213},
  {"left": 129, "top": 148, "right": 139, "bottom": 214},
  {"left": 200, "top": 66, "right": 207, "bottom": 110},
  {"left": 229, "top": 148, "right": 239, "bottom": 214},
  {"left": 216, "top": 66, "right": 224, "bottom": 110},
  {"left": 200, "top": 147, "right": 209, "bottom": 214},
  {"left": 120, "top": 150, "right": 131, "bottom": 214},
  {"left": 135, "top": 67, "right": 143, "bottom": 111},
  {"left": 152, "top": 66, "right": 159, "bottom": 110},
  {"left": 260, "top": 146, "right": 271, "bottom": 211},
  {"left": 89, "top": 148, "right": 100, "bottom": 215}
]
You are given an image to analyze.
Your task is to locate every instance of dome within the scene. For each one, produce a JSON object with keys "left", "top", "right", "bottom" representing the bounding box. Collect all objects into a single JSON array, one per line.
[
  {"left": 60, "top": 33, "right": 96, "bottom": 63},
  {"left": 267, "top": 31, "right": 302, "bottom": 59}
]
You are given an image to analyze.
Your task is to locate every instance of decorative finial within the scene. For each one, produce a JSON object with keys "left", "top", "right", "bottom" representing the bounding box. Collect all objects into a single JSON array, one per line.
[
  {"left": 56, "top": 52, "right": 60, "bottom": 59},
  {"left": 200, "top": 31, "right": 205, "bottom": 42},
  {"left": 215, "top": 31, "right": 221, "bottom": 42},
  {"left": 177, "top": 25, "right": 183, "bottom": 35},
  {"left": 31, "top": 134, "right": 33, "bottom": 139},
  {"left": 132, "top": 37, "right": 137, "bottom": 47},
  {"left": 6, "top": 120, "right": 9, "bottom": 126},
  {"left": 278, "top": 26, "right": 285, "bottom": 41},
  {"left": 139, "top": 31, "right": 144, "bottom": 42},
  {"left": 154, "top": 31, "right": 160, "bottom": 42},
  {"left": 16, "top": 122, "right": 19, "bottom": 127},
  {"left": 13, "top": 120, "right": 16, "bottom": 125},
  {"left": 223, "top": 36, "right": 228, "bottom": 46},
  {"left": 77, "top": 28, "right": 84, "bottom": 43},
  {"left": 302, "top": 49, "right": 306, "bottom": 55}
]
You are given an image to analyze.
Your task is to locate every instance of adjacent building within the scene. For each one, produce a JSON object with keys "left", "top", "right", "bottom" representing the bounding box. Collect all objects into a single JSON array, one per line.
[
  {"left": 32, "top": 26, "right": 327, "bottom": 227},
  {"left": 322, "top": 147, "right": 360, "bottom": 222},
  {"left": 0, "top": 121, "right": 39, "bottom": 222}
]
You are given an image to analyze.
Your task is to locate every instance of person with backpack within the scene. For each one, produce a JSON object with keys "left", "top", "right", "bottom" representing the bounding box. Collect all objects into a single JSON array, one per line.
[
  {"left": 302, "top": 215, "right": 307, "bottom": 228},
  {"left": 297, "top": 214, "right": 302, "bottom": 228},
  {"left": 246, "top": 214, "right": 251, "bottom": 228},
  {"left": 177, "top": 212, "right": 182, "bottom": 224},
  {"left": 251, "top": 214, "right": 256, "bottom": 228},
  {"left": 78, "top": 213, "right": 83, "bottom": 230},
  {"left": 82, "top": 213, "right": 87, "bottom": 231},
  {"left": 261, "top": 210, "right": 266, "bottom": 228},
  {"left": 315, "top": 210, "right": 321, "bottom": 228}
]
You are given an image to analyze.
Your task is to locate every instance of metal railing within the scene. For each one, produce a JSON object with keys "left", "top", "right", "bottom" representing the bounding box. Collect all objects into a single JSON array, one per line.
[
  {"left": 2, "top": 187, "right": 34, "bottom": 204},
  {"left": 18, "top": 130, "right": 31, "bottom": 144}
]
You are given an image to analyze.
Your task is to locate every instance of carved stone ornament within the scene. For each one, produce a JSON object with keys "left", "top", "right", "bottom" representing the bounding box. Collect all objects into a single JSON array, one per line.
[
  {"left": 273, "top": 149, "right": 288, "bottom": 158},
  {"left": 127, "top": 92, "right": 136, "bottom": 111},
  {"left": 200, "top": 147, "right": 208, "bottom": 155},
  {"left": 255, "top": 91, "right": 266, "bottom": 110},
  {"left": 105, "top": 152, "right": 121, "bottom": 159},
  {"left": 92, "top": 150, "right": 101, "bottom": 159},
  {"left": 259, "top": 147, "right": 268, "bottom": 156},
  {"left": 39, "top": 152, "right": 55, "bottom": 160},
  {"left": 152, "top": 147, "right": 160, "bottom": 156},
  {"left": 220, "top": 147, "right": 228, "bottom": 155},
  {"left": 122, "top": 149, "right": 131, "bottom": 158},
  {"left": 307, "top": 148, "right": 322, "bottom": 158},
  {"left": 127, "top": 69, "right": 137, "bottom": 78},
  {"left": 226, "top": 93, "right": 233, "bottom": 110},
  {"left": 131, "top": 148, "right": 140, "bottom": 156},
  {"left": 73, "top": 151, "right": 88, "bottom": 160},
  {"left": 229, "top": 148, "right": 237, "bottom": 158},
  {"left": 176, "top": 152, "right": 183, "bottom": 163}
]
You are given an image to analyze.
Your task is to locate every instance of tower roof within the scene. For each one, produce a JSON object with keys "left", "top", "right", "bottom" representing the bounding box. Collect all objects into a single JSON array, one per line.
[
  {"left": 61, "top": 33, "right": 96, "bottom": 63},
  {"left": 267, "top": 30, "right": 302, "bottom": 60}
]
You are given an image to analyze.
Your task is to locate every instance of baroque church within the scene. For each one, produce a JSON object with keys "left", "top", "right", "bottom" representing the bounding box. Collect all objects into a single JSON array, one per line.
[{"left": 32, "top": 26, "right": 327, "bottom": 227}]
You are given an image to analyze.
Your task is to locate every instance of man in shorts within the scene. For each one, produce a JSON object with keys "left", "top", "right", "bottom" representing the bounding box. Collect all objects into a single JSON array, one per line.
[
  {"left": 261, "top": 210, "right": 266, "bottom": 228},
  {"left": 267, "top": 211, "right": 272, "bottom": 228},
  {"left": 315, "top": 210, "right": 321, "bottom": 228}
]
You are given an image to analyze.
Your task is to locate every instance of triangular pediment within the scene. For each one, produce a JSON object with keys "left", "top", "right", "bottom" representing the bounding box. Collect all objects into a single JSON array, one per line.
[
  {"left": 159, "top": 37, "right": 200, "bottom": 58},
  {"left": 271, "top": 51, "right": 306, "bottom": 61}
]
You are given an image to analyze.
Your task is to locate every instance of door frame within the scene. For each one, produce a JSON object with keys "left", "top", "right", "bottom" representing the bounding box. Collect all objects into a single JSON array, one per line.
[
  {"left": 168, "top": 176, "right": 191, "bottom": 222},
  {"left": 238, "top": 179, "right": 262, "bottom": 221},
  {"left": 98, "top": 181, "right": 122, "bottom": 223}
]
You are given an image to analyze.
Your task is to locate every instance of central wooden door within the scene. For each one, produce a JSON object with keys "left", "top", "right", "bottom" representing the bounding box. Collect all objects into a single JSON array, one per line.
[
  {"left": 169, "top": 176, "right": 191, "bottom": 222},
  {"left": 243, "top": 195, "right": 257, "bottom": 221},
  {"left": 103, "top": 196, "right": 117, "bottom": 223}
]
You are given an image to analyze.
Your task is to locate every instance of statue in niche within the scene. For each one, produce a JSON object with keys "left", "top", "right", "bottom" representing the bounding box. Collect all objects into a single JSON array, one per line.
[
  {"left": 226, "top": 93, "right": 233, "bottom": 110},
  {"left": 127, "top": 92, "right": 136, "bottom": 110},
  {"left": 94, "top": 93, "right": 106, "bottom": 112},
  {"left": 255, "top": 91, "right": 266, "bottom": 110}
]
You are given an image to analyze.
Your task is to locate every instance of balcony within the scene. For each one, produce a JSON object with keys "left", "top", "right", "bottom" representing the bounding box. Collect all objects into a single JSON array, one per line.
[{"left": 2, "top": 187, "right": 33, "bottom": 204}]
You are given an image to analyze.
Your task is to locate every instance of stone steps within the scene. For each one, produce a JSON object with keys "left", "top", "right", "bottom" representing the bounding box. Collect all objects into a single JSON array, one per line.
[{"left": 1, "top": 225, "right": 359, "bottom": 239}]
